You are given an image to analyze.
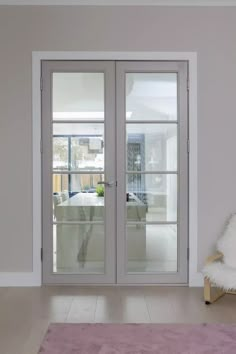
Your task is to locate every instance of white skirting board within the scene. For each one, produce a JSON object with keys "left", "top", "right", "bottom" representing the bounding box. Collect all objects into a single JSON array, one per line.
[{"left": 0, "top": 272, "right": 41, "bottom": 287}]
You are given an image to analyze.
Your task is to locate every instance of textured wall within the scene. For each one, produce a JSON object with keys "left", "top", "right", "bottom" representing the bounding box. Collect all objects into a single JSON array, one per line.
[{"left": 0, "top": 5, "right": 235, "bottom": 272}]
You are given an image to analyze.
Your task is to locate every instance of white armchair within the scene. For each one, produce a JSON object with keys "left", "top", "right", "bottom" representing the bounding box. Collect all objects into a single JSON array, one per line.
[{"left": 203, "top": 214, "right": 236, "bottom": 304}]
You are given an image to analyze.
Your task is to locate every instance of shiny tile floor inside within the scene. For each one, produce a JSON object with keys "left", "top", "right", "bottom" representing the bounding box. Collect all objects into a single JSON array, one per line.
[{"left": 0, "top": 286, "right": 236, "bottom": 354}]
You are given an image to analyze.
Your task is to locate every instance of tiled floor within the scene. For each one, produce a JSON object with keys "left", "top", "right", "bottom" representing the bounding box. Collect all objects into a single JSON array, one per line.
[{"left": 0, "top": 286, "right": 235, "bottom": 354}]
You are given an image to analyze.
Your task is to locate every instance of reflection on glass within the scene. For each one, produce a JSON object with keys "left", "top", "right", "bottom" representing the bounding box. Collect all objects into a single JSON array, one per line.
[
  {"left": 127, "top": 224, "right": 177, "bottom": 273},
  {"left": 53, "top": 174, "right": 104, "bottom": 222},
  {"left": 53, "top": 124, "right": 104, "bottom": 172},
  {"left": 53, "top": 224, "right": 105, "bottom": 273},
  {"left": 126, "top": 124, "right": 177, "bottom": 171},
  {"left": 126, "top": 174, "right": 177, "bottom": 222},
  {"left": 53, "top": 73, "right": 104, "bottom": 120},
  {"left": 126, "top": 73, "right": 177, "bottom": 121}
]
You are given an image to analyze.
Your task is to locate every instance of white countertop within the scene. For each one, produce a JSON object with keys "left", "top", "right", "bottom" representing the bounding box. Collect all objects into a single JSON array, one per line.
[
  {"left": 58, "top": 192, "right": 145, "bottom": 207},
  {"left": 59, "top": 193, "right": 104, "bottom": 207}
]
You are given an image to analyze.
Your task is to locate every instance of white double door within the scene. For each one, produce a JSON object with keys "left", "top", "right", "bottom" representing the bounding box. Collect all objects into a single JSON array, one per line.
[{"left": 42, "top": 60, "right": 188, "bottom": 285}]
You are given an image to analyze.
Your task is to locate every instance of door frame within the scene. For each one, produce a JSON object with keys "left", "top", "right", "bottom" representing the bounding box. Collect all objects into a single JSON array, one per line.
[{"left": 32, "top": 51, "right": 198, "bottom": 286}]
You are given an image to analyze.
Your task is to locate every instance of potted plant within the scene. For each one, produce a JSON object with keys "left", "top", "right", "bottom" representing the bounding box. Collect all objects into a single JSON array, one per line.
[{"left": 96, "top": 185, "right": 104, "bottom": 197}]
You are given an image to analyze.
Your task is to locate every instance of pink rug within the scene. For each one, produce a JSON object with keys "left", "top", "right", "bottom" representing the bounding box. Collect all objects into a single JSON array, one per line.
[{"left": 39, "top": 323, "right": 236, "bottom": 353}]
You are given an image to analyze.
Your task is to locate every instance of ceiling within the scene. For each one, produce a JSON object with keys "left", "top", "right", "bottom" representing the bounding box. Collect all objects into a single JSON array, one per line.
[{"left": 0, "top": 0, "right": 235, "bottom": 5}]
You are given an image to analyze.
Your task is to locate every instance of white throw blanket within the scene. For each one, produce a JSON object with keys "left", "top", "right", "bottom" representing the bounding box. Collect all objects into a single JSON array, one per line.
[
  {"left": 202, "top": 213, "right": 236, "bottom": 290},
  {"left": 203, "top": 262, "right": 236, "bottom": 290}
]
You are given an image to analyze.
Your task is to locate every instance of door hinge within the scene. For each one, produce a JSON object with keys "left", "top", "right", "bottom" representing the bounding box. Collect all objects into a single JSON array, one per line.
[
  {"left": 187, "top": 76, "right": 190, "bottom": 91},
  {"left": 40, "top": 76, "right": 43, "bottom": 91},
  {"left": 187, "top": 247, "right": 190, "bottom": 261},
  {"left": 41, "top": 248, "right": 43, "bottom": 262},
  {"left": 187, "top": 139, "right": 190, "bottom": 154}
]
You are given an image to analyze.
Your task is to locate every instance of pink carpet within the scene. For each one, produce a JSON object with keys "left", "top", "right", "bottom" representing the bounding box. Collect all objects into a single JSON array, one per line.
[{"left": 39, "top": 323, "right": 236, "bottom": 353}]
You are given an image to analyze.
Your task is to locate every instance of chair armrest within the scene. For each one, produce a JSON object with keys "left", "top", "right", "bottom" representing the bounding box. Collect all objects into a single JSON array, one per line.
[{"left": 205, "top": 252, "right": 223, "bottom": 265}]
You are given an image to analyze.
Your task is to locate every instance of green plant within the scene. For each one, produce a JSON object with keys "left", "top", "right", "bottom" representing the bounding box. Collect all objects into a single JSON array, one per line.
[{"left": 96, "top": 185, "right": 104, "bottom": 197}]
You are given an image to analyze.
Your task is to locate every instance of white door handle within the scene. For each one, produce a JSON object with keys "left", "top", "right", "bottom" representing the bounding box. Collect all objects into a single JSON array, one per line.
[{"left": 97, "top": 181, "right": 116, "bottom": 187}]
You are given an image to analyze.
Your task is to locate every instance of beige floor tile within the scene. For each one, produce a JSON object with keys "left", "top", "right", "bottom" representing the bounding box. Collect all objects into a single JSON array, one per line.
[
  {"left": 66, "top": 295, "right": 98, "bottom": 323},
  {"left": 144, "top": 288, "right": 176, "bottom": 323},
  {"left": 120, "top": 294, "right": 150, "bottom": 323},
  {"left": 94, "top": 292, "right": 123, "bottom": 323}
]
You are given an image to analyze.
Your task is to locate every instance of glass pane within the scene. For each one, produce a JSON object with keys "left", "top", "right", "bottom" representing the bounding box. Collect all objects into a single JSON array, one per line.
[
  {"left": 53, "top": 137, "right": 68, "bottom": 170},
  {"left": 127, "top": 174, "right": 177, "bottom": 222},
  {"left": 53, "top": 224, "right": 104, "bottom": 273},
  {"left": 126, "top": 124, "right": 177, "bottom": 171},
  {"left": 53, "top": 73, "right": 104, "bottom": 120},
  {"left": 53, "top": 174, "right": 104, "bottom": 222},
  {"left": 126, "top": 73, "right": 177, "bottom": 121},
  {"left": 127, "top": 224, "right": 177, "bottom": 273},
  {"left": 53, "top": 124, "right": 104, "bottom": 172}
]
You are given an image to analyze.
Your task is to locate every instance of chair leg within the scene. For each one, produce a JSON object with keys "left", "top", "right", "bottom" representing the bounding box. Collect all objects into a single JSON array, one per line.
[
  {"left": 204, "top": 277, "right": 225, "bottom": 304},
  {"left": 204, "top": 277, "right": 211, "bottom": 304}
]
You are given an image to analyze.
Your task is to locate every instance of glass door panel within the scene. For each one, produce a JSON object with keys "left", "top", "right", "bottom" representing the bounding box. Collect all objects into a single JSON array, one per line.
[
  {"left": 126, "top": 224, "right": 177, "bottom": 273},
  {"left": 117, "top": 61, "right": 188, "bottom": 284},
  {"left": 126, "top": 174, "right": 177, "bottom": 222},
  {"left": 42, "top": 61, "right": 115, "bottom": 284},
  {"left": 126, "top": 73, "right": 177, "bottom": 121},
  {"left": 126, "top": 124, "right": 177, "bottom": 171},
  {"left": 53, "top": 123, "right": 105, "bottom": 172},
  {"left": 53, "top": 224, "right": 105, "bottom": 274},
  {"left": 53, "top": 72, "right": 104, "bottom": 120}
]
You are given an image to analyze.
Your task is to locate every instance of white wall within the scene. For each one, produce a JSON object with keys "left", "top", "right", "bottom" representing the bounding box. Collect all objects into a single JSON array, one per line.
[{"left": 0, "top": 5, "right": 236, "bottom": 274}]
